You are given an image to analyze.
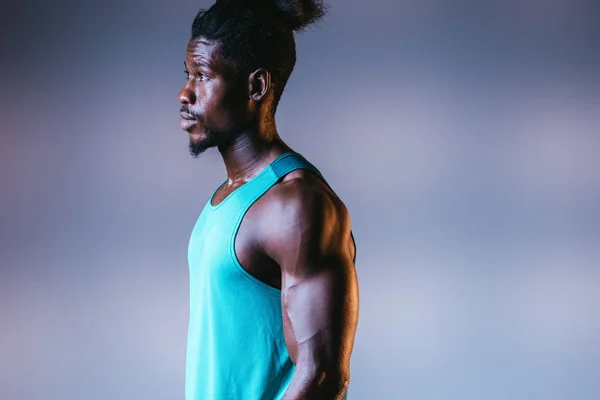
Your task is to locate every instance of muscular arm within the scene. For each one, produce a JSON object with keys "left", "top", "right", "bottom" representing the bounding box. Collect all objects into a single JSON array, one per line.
[{"left": 262, "top": 180, "right": 359, "bottom": 400}]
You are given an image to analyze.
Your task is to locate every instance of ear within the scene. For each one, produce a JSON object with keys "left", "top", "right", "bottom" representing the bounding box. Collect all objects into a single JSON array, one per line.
[{"left": 248, "top": 68, "right": 271, "bottom": 102}]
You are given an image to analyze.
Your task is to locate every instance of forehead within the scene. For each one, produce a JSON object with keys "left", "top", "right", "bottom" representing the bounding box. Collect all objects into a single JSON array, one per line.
[{"left": 185, "top": 37, "right": 229, "bottom": 73}]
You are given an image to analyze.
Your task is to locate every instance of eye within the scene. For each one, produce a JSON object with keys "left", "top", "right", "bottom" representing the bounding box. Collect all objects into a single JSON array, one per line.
[
  {"left": 198, "top": 72, "right": 207, "bottom": 80},
  {"left": 184, "top": 70, "right": 190, "bottom": 79}
]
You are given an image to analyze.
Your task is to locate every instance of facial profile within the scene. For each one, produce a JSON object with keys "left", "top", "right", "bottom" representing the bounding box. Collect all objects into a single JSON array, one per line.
[{"left": 178, "top": 37, "right": 248, "bottom": 157}]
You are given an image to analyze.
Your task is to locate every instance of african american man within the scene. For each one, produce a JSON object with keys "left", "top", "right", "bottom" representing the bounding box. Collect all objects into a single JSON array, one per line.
[{"left": 178, "top": 1, "right": 359, "bottom": 399}]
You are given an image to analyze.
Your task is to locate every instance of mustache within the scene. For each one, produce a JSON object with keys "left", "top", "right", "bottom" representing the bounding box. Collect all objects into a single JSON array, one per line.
[{"left": 180, "top": 105, "right": 201, "bottom": 119}]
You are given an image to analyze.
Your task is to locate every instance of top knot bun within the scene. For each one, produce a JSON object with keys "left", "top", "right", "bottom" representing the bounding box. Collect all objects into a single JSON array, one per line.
[
  {"left": 274, "top": 0, "right": 326, "bottom": 31},
  {"left": 217, "top": 0, "right": 326, "bottom": 31}
]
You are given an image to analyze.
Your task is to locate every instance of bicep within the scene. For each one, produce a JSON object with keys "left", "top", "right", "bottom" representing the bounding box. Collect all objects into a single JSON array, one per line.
[{"left": 282, "top": 252, "right": 359, "bottom": 373}]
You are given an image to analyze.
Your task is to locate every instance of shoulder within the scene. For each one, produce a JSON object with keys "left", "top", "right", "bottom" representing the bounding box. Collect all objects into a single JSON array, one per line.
[
  {"left": 268, "top": 170, "right": 350, "bottom": 236},
  {"left": 255, "top": 170, "right": 352, "bottom": 266}
]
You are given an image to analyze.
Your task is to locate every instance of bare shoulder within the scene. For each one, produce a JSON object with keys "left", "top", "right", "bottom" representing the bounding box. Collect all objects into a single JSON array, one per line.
[
  {"left": 255, "top": 169, "right": 353, "bottom": 270},
  {"left": 266, "top": 169, "right": 350, "bottom": 235}
]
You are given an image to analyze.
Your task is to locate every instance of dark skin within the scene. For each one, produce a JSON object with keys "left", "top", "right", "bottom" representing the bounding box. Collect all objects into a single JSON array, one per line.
[{"left": 178, "top": 37, "right": 359, "bottom": 399}]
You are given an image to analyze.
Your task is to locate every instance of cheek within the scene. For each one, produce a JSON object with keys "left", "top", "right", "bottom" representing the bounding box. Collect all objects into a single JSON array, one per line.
[{"left": 206, "top": 88, "right": 248, "bottom": 127}]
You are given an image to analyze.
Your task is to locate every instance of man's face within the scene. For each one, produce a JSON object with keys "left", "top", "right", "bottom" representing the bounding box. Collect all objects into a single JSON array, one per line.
[{"left": 178, "top": 37, "right": 249, "bottom": 157}]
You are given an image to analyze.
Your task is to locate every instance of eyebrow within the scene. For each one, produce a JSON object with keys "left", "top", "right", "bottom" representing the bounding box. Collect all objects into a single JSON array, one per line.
[{"left": 184, "top": 60, "right": 210, "bottom": 70}]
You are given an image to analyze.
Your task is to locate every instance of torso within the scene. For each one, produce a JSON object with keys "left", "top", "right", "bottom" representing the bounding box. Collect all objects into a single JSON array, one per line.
[{"left": 209, "top": 166, "right": 356, "bottom": 364}]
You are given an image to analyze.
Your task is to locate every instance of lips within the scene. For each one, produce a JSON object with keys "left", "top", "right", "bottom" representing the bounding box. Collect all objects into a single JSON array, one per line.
[
  {"left": 180, "top": 112, "right": 200, "bottom": 131},
  {"left": 181, "top": 118, "right": 198, "bottom": 131},
  {"left": 180, "top": 111, "right": 197, "bottom": 120}
]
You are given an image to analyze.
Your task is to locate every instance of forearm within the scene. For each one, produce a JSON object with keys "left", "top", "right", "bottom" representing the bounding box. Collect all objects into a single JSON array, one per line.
[{"left": 283, "top": 367, "right": 349, "bottom": 400}]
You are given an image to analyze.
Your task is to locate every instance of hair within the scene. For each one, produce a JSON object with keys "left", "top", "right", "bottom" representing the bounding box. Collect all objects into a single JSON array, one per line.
[{"left": 190, "top": 0, "right": 327, "bottom": 112}]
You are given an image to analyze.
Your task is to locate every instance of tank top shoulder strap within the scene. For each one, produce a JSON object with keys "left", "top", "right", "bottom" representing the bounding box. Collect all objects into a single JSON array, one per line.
[{"left": 270, "top": 151, "right": 325, "bottom": 182}]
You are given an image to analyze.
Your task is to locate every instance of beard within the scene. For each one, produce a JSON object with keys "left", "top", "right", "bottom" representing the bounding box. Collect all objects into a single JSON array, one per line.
[{"left": 188, "top": 126, "right": 234, "bottom": 158}]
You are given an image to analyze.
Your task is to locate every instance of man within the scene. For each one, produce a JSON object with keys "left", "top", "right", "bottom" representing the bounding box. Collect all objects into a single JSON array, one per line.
[{"left": 178, "top": 1, "right": 359, "bottom": 399}]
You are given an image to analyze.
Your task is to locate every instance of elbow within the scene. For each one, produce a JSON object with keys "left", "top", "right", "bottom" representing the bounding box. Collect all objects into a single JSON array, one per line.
[
  {"left": 320, "top": 369, "right": 350, "bottom": 392},
  {"left": 298, "top": 366, "right": 350, "bottom": 398}
]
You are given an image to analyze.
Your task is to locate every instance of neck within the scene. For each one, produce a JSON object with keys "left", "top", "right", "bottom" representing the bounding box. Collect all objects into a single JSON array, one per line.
[{"left": 217, "top": 122, "right": 292, "bottom": 183}]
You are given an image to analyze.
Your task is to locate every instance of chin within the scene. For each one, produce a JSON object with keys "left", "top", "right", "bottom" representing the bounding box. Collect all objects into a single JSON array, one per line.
[
  {"left": 189, "top": 129, "right": 207, "bottom": 141},
  {"left": 188, "top": 140, "right": 212, "bottom": 158},
  {"left": 188, "top": 131, "right": 218, "bottom": 157}
]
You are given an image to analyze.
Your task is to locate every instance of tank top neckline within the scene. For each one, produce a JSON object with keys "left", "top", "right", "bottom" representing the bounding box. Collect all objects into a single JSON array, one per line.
[{"left": 206, "top": 151, "right": 296, "bottom": 210}]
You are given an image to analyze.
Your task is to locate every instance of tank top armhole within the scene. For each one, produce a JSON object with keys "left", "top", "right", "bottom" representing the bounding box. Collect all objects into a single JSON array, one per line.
[{"left": 228, "top": 169, "right": 283, "bottom": 297}]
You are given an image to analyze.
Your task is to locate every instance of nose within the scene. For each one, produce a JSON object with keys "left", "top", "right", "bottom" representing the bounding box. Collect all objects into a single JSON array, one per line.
[{"left": 178, "top": 84, "right": 196, "bottom": 105}]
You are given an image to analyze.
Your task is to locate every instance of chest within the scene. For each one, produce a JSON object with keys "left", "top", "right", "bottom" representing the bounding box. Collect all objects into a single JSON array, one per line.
[{"left": 190, "top": 193, "right": 282, "bottom": 292}]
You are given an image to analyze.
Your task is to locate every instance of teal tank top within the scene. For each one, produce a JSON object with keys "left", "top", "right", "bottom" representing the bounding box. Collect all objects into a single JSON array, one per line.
[{"left": 186, "top": 152, "right": 354, "bottom": 399}]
